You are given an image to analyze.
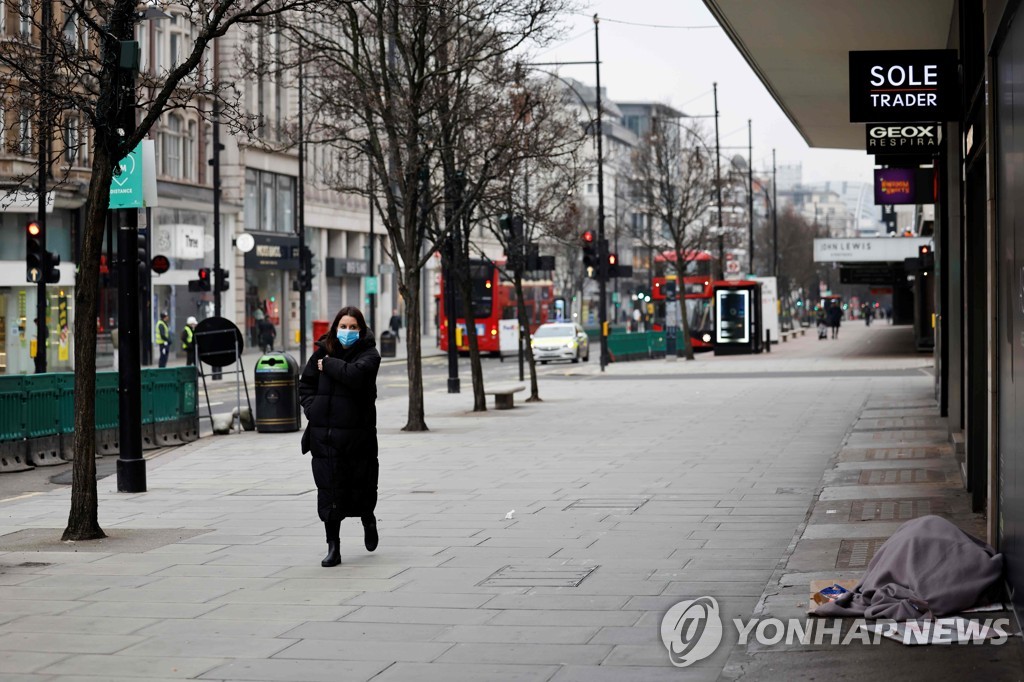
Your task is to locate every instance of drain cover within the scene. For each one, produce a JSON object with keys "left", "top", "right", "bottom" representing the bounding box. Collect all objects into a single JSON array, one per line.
[
  {"left": 849, "top": 498, "right": 944, "bottom": 522},
  {"left": 478, "top": 564, "right": 598, "bottom": 587},
  {"left": 858, "top": 469, "right": 946, "bottom": 485},
  {"left": 836, "top": 539, "right": 887, "bottom": 569},
  {"left": 563, "top": 498, "right": 648, "bottom": 513}
]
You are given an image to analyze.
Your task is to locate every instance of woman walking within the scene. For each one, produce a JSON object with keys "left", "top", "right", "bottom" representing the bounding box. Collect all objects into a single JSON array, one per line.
[{"left": 299, "top": 306, "right": 382, "bottom": 567}]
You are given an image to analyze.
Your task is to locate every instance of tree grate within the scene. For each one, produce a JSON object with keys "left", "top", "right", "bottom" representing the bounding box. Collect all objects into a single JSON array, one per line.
[
  {"left": 861, "top": 447, "right": 949, "bottom": 460},
  {"left": 849, "top": 498, "right": 944, "bottom": 522},
  {"left": 478, "top": 564, "right": 598, "bottom": 587},
  {"left": 857, "top": 469, "right": 946, "bottom": 485},
  {"left": 836, "top": 539, "right": 887, "bottom": 569}
]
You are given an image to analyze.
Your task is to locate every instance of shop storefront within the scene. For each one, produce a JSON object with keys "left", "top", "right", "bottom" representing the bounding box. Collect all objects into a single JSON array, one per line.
[{"left": 245, "top": 233, "right": 300, "bottom": 352}]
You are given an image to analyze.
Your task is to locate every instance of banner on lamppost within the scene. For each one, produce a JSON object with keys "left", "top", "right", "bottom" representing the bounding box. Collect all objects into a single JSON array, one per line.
[{"left": 109, "top": 142, "right": 144, "bottom": 209}]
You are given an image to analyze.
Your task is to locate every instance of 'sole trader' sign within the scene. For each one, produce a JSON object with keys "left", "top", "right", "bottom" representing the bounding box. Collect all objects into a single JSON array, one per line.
[{"left": 849, "top": 50, "right": 959, "bottom": 123}]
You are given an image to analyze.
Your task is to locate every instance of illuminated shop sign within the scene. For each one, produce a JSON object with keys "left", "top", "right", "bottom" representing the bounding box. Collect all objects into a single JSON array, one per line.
[
  {"left": 865, "top": 124, "right": 942, "bottom": 154},
  {"left": 849, "top": 50, "right": 959, "bottom": 122}
]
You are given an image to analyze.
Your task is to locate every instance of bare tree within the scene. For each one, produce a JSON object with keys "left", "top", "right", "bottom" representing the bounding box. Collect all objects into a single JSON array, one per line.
[
  {"left": 292, "top": 0, "right": 572, "bottom": 421},
  {"left": 1, "top": 0, "right": 314, "bottom": 541},
  {"left": 475, "top": 75, "right": 589, "bottom": 401},
  {"left": 632, "top": 116, "right": 716, "bottom": 360}
]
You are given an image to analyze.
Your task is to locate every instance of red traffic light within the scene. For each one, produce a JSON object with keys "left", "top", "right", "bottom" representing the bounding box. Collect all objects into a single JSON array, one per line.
[
  {"left": 198, "top": 267, "right": 210, "bottom": 280},
  {"left": 27, "top": 221, "right": 41, "bottom": 237},
  {"left": 608, "top": 253, "right": 618, "bottom": 265},
  {"left": 151, "top": 255, "right": 170, "bottom": 274},
  {"left": 920, "top": 245, "right": 930, "bottom": 254},
  {"left": 581, "top": 230, "right": 595, "bottom": 243}
]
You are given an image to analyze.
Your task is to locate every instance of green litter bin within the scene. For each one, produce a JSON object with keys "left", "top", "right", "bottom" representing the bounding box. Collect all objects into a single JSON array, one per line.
[{"left": 254, "top": 353, "right": 301, "bottom": 432}]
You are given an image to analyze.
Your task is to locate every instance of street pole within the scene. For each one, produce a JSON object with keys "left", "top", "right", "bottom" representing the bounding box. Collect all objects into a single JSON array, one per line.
[
  {"left": 34, "top": 0, "right": 52, "bottom": 375},
  {"left": 772, "top": 148, "right": 778, "bottom": 279},
  {"left": 297, "top": 51, "right": 308, "bottom": 366},
  {"left": 747, "top": 119, "right": 754, "bottom": 275},
  {"left": 594, "top": 14, "right": 608, "bottom": 371},
  {"left": 210, "top": 85, "right": 224, "bottom": 379},
  {"left": 444, "top": 171, "right": 461, "bottom": 394},
  {"left": 115, "top": 32, "right": 146, "bottom": 494},
  {"left": 713, "top": 82, "right": 724, "bottom": 281},
  {"left": 368, "top": 153, "right": 375, "bottom": 333},
  {"left": 212, "top": 103, "right": 223, "bottom": 318}
]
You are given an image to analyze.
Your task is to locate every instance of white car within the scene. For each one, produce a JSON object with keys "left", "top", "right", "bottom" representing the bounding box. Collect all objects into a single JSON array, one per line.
[{"left": 531, "top": 323, "right": 590, "bottom": 364}]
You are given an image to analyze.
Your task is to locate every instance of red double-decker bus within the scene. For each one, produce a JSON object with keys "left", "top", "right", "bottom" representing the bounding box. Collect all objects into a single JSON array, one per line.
[
  {"left": 651, "top": 249, "right": 716, "bottom": 351},
  {"left": 438, "top": 259, "right": 554, "bottom": 354}
]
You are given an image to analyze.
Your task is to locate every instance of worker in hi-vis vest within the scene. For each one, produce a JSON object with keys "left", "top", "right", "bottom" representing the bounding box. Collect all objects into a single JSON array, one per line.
[
  {"left": 182, "top": 316, "right": 198, "bottom": 366},
  {"left": 156, "top": 311, "right": 171, "bottom": 367}
]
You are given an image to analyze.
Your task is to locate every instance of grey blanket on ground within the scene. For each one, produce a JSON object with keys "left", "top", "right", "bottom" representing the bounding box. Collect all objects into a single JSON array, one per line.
[{"left": 813, "top": 515, "right": 1003, "bottom": 621}]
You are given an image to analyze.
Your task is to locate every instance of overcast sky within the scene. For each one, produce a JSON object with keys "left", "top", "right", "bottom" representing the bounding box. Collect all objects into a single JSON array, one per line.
[{"left": 540, "top": 1, "right": 875, "bottom": 185}]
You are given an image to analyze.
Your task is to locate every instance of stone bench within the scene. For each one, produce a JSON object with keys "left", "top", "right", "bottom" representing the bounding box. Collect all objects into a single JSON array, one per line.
[{"left": 485, "top": 386, "right": 525, "bottom": 410}]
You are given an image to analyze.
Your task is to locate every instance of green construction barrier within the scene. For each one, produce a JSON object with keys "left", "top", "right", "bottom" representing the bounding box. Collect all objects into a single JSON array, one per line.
[
  {"left": 176, "top": 366, "right": 197, "bottom": 416},
  {"left": 0, "top": 376, "right": 26, "bottom": 442},
  {"left": 147, "top": 368, "right": 182, "bottom": 423},
  {"left": 57, "top": 373, "right": 75, "bottom": 434},
  {"left": 24, "top": 375, "right": 60, "bottom": 439},
  {"left": 94, "top": 372, "right": 120, "bottom": 430}
]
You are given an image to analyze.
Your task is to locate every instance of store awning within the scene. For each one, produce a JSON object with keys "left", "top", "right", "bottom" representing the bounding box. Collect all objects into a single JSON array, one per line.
[{"left": 703, "top": 1, "right": 954, "bottom": 149}]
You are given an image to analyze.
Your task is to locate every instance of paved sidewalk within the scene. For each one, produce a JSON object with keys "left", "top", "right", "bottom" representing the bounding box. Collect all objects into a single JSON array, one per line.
[{"left": 0, "top": 323, "right": 1016, "bottom": 681}]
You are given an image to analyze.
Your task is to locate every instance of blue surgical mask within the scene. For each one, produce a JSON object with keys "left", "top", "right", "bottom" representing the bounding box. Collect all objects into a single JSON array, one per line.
[{"left": 337, "top": 329, "right": 360, "bottom": 347}]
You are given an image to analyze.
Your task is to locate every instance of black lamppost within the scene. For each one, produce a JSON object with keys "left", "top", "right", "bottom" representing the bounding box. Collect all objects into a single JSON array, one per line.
[
  {"left": 112, "top": 6, "right": 168, "bottom": 494},
  {"left": 594, "top": 14, "right": 608, "bottom": 371},
  {"left": 713, "top": 82, "right": 724, "bottom": 281}
]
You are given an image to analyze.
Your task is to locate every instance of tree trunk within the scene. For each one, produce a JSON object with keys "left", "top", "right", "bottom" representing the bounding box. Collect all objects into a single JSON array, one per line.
[
  {"left": 514, "top": 271, "right": 541, "bottom": 402},
  {"left": 400, "top": 272, "right": 428, "bottom": 431},
  {"left": 63, "top": 145, "right": 112, "bottom": 542},
  {"left": 678, "top": 289, "right": 695, "bottom": 361},
  {"left": 455, "top": 260, "right": 486, "bottom": 412}
]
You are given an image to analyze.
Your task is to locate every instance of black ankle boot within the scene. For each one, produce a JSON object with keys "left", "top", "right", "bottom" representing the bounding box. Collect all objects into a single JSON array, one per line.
[
  {"left": 363, "top": 521, "right": 378, "bottom": 552},
  {"left": 321, "top": 540, "right": 341, "bottom": 567}
]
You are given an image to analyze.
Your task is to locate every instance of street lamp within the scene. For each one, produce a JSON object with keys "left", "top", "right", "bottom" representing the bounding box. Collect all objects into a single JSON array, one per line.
[{"left": 114, "top": 7, "right": 168, "bottom": 494}]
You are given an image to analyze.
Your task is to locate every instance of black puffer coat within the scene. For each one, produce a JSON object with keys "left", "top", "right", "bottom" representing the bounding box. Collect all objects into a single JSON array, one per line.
[{"left": 299, "top": 331, "right": 382, "bottom": 521}]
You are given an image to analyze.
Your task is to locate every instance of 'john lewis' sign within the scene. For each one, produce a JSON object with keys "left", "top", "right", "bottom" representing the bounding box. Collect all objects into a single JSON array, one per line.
[{"left": 849, "top": 50, "right": 959, "bottom": 123}]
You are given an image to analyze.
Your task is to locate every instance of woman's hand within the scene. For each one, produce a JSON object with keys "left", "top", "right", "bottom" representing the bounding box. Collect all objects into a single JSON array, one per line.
[{"left": 317, "top": 358, "right": 324, "bottom": 372}]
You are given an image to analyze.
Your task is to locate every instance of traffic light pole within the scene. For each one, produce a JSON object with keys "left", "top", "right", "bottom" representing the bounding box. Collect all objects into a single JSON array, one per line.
[
  {"left": 33, "top": 0, "right": 52, "bottom": 374},
  {"left": 594, "top": 15, "right": 608, "bottom": 372},
  {"left": 297, "top": 51, "right": 308, "bottom": 367},
  {"left": 115, "top": 41, "right": 146, "bottom": 494}
]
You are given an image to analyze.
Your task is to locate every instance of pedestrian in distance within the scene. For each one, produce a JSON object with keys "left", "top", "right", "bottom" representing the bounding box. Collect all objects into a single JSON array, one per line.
[
  {"left": 298, "top": 306, "right": 382, "bottom": 568},
  {"left": 257, "top": 316, "right": 276, "bottom": 353},
  {"left": 816, "top": 310, "right": 828, "bottom": 340},
  {"left": 156, "top": 312, "right": 171, "bottom": 367},
  {"left": 388, "top": 308, "right": 402, "bottom": 343},
  {"left": 181, "top": 316, "right": 198, "bottom": 366},
  {"left": 827, "top": 302, "right": 843, "bottom": 339}
]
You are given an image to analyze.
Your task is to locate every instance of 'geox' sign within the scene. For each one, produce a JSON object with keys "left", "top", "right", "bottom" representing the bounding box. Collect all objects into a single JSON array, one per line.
[{"left": 865, "top": 124, "right": 942, "bottom": 154}]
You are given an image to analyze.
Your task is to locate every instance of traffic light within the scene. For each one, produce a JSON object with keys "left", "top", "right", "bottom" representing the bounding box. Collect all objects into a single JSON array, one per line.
[
  {"left": 919, "top": 244, "right": 934, "bottom": 272},
  {"left": 606, "top": 252, "right": 633, "bottom": 279},
  {"left": 188, "top": 267, "right": 212, "bottom": 292},
  {"left": 45, "top": 250, "right": 60, "bottom": 283},
  {"left": 292, "top": 271, "right": 312, "bottom": 292},
  {"left": 137, "top": 231, "right": 149, "bottom": 276},
  {"left": 217, "top": 267, "right": 230, "bottom": 292},
  {"left": 581, "top": 230, "right": 597, "bottom": 273},
  {"left": 26, "top": 221, "right": 43, "bottom": 283},
  {"left": 501, "top": 215, "right": 525, "bottom": 270}
]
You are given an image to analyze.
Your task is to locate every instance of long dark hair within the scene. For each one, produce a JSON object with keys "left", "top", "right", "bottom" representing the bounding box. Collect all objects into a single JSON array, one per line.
[{"left": 323, "top": 306, "right": 367, "bottom": 356}]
